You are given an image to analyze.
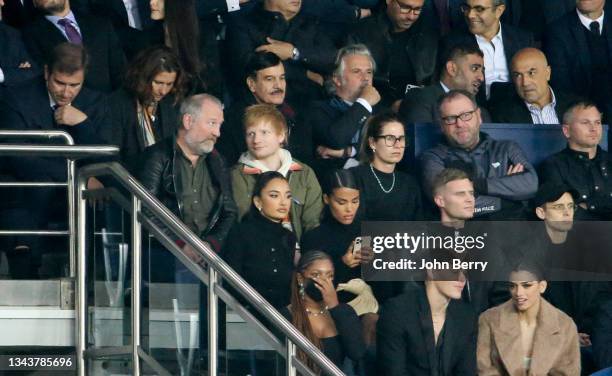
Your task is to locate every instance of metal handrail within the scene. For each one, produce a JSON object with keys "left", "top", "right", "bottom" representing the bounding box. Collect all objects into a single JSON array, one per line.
[
  {"left": 77, "top": 162, "right": 344, "bottom": 376},
  {"left": 0, "top": 131, "right": 118, "bottom": 278}
]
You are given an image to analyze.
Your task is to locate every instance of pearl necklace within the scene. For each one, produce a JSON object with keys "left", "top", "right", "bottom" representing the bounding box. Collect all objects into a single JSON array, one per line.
[
  {"left": 370, "top": 164, "right": 395, "bottom": 194},
  {"left": 305, "top": 306, "right": 329, "bottom": 317}
]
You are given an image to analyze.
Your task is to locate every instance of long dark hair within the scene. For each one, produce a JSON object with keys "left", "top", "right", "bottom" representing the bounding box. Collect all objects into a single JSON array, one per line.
[
  {"left": 124, "top": 46, "right": 186, "bottom": 104},
  {"left": 164, "top": 0, "right": 204, "bottom": 88},
  {"left": 290, "top": 250, "right": 333, "bottom": 374}
]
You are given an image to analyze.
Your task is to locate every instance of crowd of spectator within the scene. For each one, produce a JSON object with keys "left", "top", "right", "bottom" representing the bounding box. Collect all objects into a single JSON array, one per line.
[{"left": 1, "top": 0, "right": 612, "bottom": 374}]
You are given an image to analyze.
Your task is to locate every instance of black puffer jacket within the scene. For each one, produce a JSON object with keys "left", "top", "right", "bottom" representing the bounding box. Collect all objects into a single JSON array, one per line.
[{"left": 137, "top": 137, "right": 238, "bottom": 252}]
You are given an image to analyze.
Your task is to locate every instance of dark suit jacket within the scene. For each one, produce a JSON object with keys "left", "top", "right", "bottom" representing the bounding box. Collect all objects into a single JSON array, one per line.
[
  {"left": 86, "top": 0, "right": 151, "bottom": 60},
  {"left": 398, "top": 82, "right": 492, "bottom": 124},
  {"left": 544, "top": 10, "right": 612, "bottom": 105},
  {"left": 439, "top": 24, "right": 535, "bottom": 103},
  {"left": 377, "top": 288, "right": 477, "bottom": 376},
  {"left": 490, "top": 88, "right": 578, "bottom": 124},
  {"left": 0, "top": 22, "right": 41, "bottom": 88},
  {"left": 0, "top": 77, "right": 108, "bottom": 182},
  {"left": 347, "top": 12, "right": 439, "bottom": 100},
  {"left": 107, "top": 88, "right": 179, "bottom": 168},
  {"left": 22, "top": 10, "right": 126, "bottom": 93},
  {"left": 225, "top": 4, "right": 336, "bottom": 101},
  {"left": 0, "top": 0, "right": 38, "bottom": 29}
]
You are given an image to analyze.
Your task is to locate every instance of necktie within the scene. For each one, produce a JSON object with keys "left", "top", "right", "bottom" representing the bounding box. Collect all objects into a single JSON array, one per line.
[
  {"left": 590, "top": 21, "right": 601, "bottom": 36},
  {"left": 57, "top": 18, "right": 82, "bottom": 44}
]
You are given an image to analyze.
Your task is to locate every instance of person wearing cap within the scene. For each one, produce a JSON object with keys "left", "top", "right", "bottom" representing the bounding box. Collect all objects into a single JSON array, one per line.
[
  {"left": 539, "top": 100, "right": 612, "bottom": 220},
  {"left": 531, "top": 181, "right": 612, "bottom": 357}
]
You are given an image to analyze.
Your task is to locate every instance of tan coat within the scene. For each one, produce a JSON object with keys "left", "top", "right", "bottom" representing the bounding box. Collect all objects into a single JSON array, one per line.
[{"left": 477, "top": 298, "right": 580, "bottom": 376}]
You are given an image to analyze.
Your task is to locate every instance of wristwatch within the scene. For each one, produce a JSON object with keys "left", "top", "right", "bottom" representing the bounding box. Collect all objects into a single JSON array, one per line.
[{"left": 291, "top": 47, "right": 300, "bottom": 61}]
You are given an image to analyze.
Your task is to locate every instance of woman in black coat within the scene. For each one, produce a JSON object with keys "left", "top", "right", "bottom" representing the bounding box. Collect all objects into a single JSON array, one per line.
[
  {"left": 108, "top": 46, "right": 186, "bottom": 170},
  {"left": 222, "top": 171, "right": 297, "bottom": 309}
]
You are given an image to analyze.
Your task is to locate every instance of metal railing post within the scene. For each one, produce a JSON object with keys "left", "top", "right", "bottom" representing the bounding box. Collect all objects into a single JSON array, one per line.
[
  {"left": 131, "top": 196, "right": 142, "bottom": 376},
  {"left": 286, "top": 339, "right": 297, "bottom": 376},
  {"left": 208, "top": 268, "right": 218, "bottom": 375},
  {"left": 68, "top": 159, "right": 77, "bottom": 278},
  {"left": 76, "top": 174, "right": 88, "bottom": 376}
]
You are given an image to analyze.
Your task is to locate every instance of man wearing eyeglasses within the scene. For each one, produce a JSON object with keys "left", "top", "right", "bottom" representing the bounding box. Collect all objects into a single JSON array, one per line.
[
  {"left": 540, "top": 100, "right": 612, "bottom": 221},
  {"left": 420, "top": 89, "right": 537, "bottom": 219},
  {"left": 399, "top": 42, "right": 491, "bottom": 124},
  {"left": 347, "top": 0, "right": 438, "bottom": 107},
  {"left": 439, "top": 0, "right": 534, "bottom": 101}
]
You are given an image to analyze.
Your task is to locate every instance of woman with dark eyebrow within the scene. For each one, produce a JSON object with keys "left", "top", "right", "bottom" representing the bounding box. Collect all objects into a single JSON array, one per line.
[
  {"left": 477, "top": 262, "right": 581, "bottom": 375},
  {"left": 350, "top": 112, "right": 423, "bottom": 223}
]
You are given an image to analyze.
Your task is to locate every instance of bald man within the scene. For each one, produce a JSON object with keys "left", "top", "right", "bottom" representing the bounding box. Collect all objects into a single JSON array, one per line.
[{"left": 490, "top": 47, "right": 577, "bottom": 124}]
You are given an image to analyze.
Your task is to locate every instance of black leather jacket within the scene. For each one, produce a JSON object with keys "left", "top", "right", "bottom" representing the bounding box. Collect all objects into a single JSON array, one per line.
[{"left": 138, "top": 137, "right": 237, "bottom": 252}]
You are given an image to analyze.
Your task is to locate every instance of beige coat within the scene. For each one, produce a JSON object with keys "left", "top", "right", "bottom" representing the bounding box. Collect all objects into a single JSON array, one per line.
[{"left": 477, "top": 298, "right": 580, "bottom": 376}]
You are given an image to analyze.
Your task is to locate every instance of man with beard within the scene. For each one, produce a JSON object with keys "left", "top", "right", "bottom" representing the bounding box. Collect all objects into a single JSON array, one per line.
[
  {"left": 439, "top": 0, "right": 534, "bottom": 101},
  {"left": 306, "top": 44, "right": 380, "bottom": 179},
  {"left": 398, "top": 42, "right": 488, "bottom": 124},
  {"left": 347, "top": 0, "right": 438, "bottom": 106},
  {"left": 490, "top": 47, "right": 578, "bottom": 124},
  {"left": 22, "top": 0, "right": 125, "bottom": 92},
  {"left": 216, "top": 51, "right": 312, "bottom": 165},
  {"left": 138, "top": 94, "right": 237, "bottom": 257}
]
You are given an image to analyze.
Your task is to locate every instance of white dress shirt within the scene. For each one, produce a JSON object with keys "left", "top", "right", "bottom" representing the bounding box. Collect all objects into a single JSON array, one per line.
[
  {"left": 525, "top": 87, "right": 559, "bottom": 124},
  {"left": 577, "top": 8, "right": 604, "bottom": 34},
  {"left": 122, "top": 0, "right": 143, "bottom": 30},
  {"left": 475, "top": 22, "right": 509, "bottom": 99}
]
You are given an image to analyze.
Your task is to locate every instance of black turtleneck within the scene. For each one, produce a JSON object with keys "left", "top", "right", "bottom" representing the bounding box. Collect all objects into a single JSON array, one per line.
[
  {"left": 221, "top": 210, "right": 296, "bottom": 309},
  {"left": 301, "top": 214, "right": 361, "bottom": 285}
]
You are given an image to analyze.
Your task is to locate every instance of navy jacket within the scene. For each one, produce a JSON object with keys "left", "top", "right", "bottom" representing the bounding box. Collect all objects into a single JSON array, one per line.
[
  {"left": 22, "top": 10, "right": 126, "bottom": 93},
  {"left": 0, "top": 22, "right": 41, "bottom": 88}
]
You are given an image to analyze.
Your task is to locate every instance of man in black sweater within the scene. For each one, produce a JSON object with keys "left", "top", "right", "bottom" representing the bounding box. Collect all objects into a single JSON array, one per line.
[{"left": 539, "top": 100, "right": 612, "bottom": 220}]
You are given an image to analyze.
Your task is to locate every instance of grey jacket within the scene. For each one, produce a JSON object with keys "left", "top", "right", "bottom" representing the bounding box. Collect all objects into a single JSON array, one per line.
[{"left": 420, "top": 132, "right": 538, "bottom": 216}]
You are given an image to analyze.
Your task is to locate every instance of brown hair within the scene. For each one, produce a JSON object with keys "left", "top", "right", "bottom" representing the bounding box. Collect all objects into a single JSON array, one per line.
[
  {"left": 242, "top": 104, "right": 287, "bottom": 135},
  {"left": 46, "top": 42, "right": 88, "bottom": 75},
  {"left": 290, "top": 250, "right": 333, "bottom": 374},
  {"left": 124, "top": 46, "right": 186, "bottom": 105},
  {"left": 432, "top": 168, "right": 471, "bottom": 195},
  {"left": 359, "top": 112, "right": 404, "bottom": 163}
]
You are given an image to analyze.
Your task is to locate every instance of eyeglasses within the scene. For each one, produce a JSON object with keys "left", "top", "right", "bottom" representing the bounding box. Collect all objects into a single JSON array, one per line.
[
  {"left": 548, "top": 203, "right": 576, "bottom": 211},
  {"left": 441, "top": 109, "right": 478, "bottom": 125},
  {"left": 377, "top": 134, "right": 406, "bottom": 147},
  {"left": 459, "top": 3, "right": 495, "bottom": 14},
  {"left": 393, "top": 0, "right": 423, "bottom": 15}
]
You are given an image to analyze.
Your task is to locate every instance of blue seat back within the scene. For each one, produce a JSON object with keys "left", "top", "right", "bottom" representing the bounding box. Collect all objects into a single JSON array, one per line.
[{"left": 402, "top": 123, "right": 609, "bottom": 170}]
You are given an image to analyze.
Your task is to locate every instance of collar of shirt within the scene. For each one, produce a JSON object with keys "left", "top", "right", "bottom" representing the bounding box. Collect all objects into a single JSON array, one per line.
[
  {"left": 475, "top": 22, "right": 503, "bottom": 45},
  {"left": 525, "top": 86, "right": 557, "bottom": 112},
  {"left": 577, "top": 8, "right": 604, "bottom": 33},
  {"left": 439, "top": 81, "right": 451, "bottom": 93},
  {"left": 48, "top": 91, "right": 58, "bottom": 110},
  {"left": 45, "top": 11, "right": 81, "bottom": 34}
]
